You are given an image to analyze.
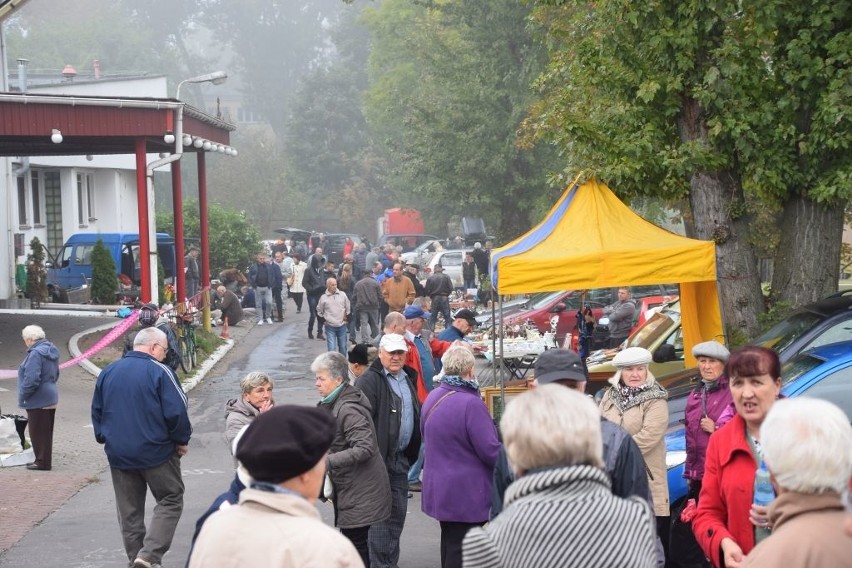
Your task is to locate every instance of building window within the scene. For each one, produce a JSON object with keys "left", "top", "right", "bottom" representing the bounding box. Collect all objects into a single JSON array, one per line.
[
  {"left": 17, "top": 175, "right": 27, "bottom": 226},
  {"left": 31, "top": 171, "right": 42, "bottom": 225},
  {"left": 77, "top": 172, "right": 96, "bottom": 225}
]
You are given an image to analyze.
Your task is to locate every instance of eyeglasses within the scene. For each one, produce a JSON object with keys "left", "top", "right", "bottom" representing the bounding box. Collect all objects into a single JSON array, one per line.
[{"left": 153, "top": 343, "right": 168, "bottom": 352}]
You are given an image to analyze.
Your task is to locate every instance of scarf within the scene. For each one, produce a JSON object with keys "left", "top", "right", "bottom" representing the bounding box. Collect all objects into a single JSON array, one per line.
[
  {"left": 441, "top": 374, "right": 480, "bottom": 391},
  {"left": 609, "top": 381, "right": 667, "bottom": 413},
  {"left": 320, "top": 382, "right": 346, "bottom": 405}
]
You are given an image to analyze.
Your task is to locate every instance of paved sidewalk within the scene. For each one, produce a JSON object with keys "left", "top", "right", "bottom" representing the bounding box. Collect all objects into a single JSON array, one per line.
[{"left": 0, "top": 309, "right": 254, "bottom": 555}]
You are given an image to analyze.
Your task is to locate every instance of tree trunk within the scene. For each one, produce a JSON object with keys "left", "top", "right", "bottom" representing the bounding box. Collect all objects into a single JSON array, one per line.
[
  {"left": 770, "top": 194, "right": 845, "bottom": 307},
  {"left": 678, "top": 96, "right": 764, "bottom": 341}
]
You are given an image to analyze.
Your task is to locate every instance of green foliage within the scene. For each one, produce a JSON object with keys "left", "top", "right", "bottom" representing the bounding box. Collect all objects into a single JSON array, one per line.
[
  {"left": 90, "top": 238, "right": 118, "bottom": 305},
  {"left": 157, "top": 200, "right": 262, "bottom": 276},
  {"left": 157, "top": 255, "right": 167, "bottom": 305},
  {"left": 25, "top": 237, "right": 48, "bottom": 303},
  {"left": 361, "top": 0, "right": 563, "bottom": 240},
  {"left": 757, "top": 300, "right": 794, "bottom": 334}
]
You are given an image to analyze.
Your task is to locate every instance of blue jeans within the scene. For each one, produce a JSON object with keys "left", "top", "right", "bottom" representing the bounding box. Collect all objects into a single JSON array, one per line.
[
  {"left": 408, "top": 443, "right": 425, "bottom": 484},
  {"left": 255, "top": 287, "right": 273, "bottom": 321},
  {"left": 324, "top": 324, "right": 348, "bottom": 356},
  {"left": 463, "top": 278, "right": 476, "bottom": 290},
  {"left": 369, "top": 453, "right": 409, "bottom": 568}
]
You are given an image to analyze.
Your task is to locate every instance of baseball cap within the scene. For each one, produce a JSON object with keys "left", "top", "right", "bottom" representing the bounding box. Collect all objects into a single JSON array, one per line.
[
  {"left": 379, "top": 333, "right": 409, "bottom": 353},
  {"left": 454, "top": 308, "right": 478, "bottom": 326},
  {"left": 534, "top": 349, "right": 587, "bottom": 385},
  {"left": 404, "top": 305, "right": 431, "bottom": 320}
]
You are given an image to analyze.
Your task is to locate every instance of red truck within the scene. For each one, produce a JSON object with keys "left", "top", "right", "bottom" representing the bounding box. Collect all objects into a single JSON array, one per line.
[{"left": 377, "top": 208, "right": 438, "bottom": 252}]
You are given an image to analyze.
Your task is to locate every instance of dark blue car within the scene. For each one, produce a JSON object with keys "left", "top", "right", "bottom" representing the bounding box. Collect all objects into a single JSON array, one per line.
[{"left": 665, "top": 340, "right": 852, "bottom": 505}]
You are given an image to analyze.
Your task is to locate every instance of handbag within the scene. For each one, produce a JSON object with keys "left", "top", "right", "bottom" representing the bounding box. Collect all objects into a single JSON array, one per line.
[{"left": 0, "top": 415, "right": 24, "bottom": 454}]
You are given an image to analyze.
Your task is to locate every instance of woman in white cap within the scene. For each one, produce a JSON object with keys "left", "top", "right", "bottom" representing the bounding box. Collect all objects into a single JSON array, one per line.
[
  {"left": 670, "top": 340, "right": 732, "bottom": 565},
  {"left": 599, "top": 346, "right": 669, "bottom": 542}
]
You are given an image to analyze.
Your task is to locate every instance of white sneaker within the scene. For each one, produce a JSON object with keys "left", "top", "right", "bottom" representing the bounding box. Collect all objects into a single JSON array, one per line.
[
  {"left": 257, "top": 320, "right": 264, "bottom": 326},
  {"left": 265, "top": 317, "right": 273, "bottom": 324}
]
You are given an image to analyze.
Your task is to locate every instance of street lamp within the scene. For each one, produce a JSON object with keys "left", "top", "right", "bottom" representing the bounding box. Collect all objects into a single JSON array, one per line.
[{"left": 175, "top": 70, "right": 228, "bottom": 101}]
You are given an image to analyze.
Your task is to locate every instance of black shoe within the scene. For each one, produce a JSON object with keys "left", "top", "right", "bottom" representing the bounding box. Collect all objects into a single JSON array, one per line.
[
  {"left": 308, "top": 331, "right": 314, "bottom": 339},
  {"left": 409, "top": 481, "right": 422, "bottom": 492},
  {"left": 317, "top": 334, "right": 325, "bottom": 340},
  {"left": 26, "top": 463, "right": 50, "bottom": 471}
]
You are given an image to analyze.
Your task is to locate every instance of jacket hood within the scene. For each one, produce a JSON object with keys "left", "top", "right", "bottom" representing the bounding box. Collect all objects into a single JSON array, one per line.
[
  {"left": 224, "top": 397, "right": 258, "bottom": 420},
  {"left": 31, "top": 339, "right": 60, "bottom": 361}
]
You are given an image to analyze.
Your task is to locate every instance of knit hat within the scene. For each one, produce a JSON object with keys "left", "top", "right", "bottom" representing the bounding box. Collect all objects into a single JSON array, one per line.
[{"left": 235, "top": 406, "right": 335, "bottom": 483}]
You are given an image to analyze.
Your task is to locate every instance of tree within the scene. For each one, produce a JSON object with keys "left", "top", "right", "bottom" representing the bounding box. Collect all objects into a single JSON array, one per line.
[
  {"left": 90, "top": 238, "right": 118, "bottom": 305},
  {"left": 524, "top": 1, "right": 851, "bottom": 338},
  {"left": 157, "top": 200, "right": 262, "bottom": 277},
  {"left": 25, "top": 237, "right": 48, "bottom": 305},
  {"left": 360, "top": 0, "right": 563, "bottom": 241}
]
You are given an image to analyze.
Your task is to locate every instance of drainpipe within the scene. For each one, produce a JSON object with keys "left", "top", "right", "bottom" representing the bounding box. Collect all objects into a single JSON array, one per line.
[
  {"left": 1, "top": 22, "right": 13, "bottom": 298},
  {"left": 11, "top": 58, "right": 29, "bottom": 176},
  {"left": 144, "top": 102, "right": 184, "bottom": 304}
]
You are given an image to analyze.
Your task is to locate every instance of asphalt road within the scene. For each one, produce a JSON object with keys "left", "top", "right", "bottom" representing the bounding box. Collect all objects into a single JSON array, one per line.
[{"left": 0, "top": 309, "right": 441, "bottom": 568}]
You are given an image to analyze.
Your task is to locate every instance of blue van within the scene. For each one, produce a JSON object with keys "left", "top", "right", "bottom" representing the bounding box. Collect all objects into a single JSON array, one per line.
[{"left": 47, "top": 233, "right": 177, "bottom": 290}]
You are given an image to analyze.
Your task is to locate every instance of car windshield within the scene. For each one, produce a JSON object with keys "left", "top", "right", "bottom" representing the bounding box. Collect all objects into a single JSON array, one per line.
[
  {"left": 529, "top": 291, "right": 568, "bottom": 310},
  {"left": 752, "top": 311, "right": 824, "bottom": 354},
  {"left": 628, "top": 305, "right": 681, "bottom": 348}
]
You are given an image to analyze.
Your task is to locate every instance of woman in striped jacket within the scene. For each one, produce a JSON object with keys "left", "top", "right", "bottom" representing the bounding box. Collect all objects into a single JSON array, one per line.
[{"left": 463, "top": 385, "right": 657, "bottom": 568}]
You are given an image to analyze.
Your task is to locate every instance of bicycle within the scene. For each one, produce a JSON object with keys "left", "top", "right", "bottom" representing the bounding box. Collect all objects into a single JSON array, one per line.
[{"left": 169, "top": 310, "right": 197, "bottom": 373}]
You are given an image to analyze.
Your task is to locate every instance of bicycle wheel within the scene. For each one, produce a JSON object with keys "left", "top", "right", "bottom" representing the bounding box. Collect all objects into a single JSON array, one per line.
[
  {"left": 188, "top": 330, "right": 198, "bottom": 368},
  {"left": 179, "top": 335, "right": 194, "bottom": 372}
]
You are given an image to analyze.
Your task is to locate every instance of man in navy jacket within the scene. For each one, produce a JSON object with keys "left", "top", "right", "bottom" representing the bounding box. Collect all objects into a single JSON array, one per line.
[{"left": 92, "top": 327, "right": 192, "bottom": 568}]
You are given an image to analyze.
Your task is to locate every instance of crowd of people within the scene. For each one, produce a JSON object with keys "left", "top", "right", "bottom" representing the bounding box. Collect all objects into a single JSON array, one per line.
[{"left": 13, "top": 282, "right": 852, "bottom": 567}]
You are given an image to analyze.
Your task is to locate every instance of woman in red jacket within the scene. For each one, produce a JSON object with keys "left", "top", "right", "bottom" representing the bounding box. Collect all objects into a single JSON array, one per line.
[{"left": 692, "top": 346, "right": 781, "bottom": 568}]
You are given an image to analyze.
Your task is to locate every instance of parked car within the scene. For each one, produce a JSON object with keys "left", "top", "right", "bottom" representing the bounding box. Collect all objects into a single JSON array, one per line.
[
  {"left": 422, "top": 248, "right": 473, "bottom": 289},
  {"left": 585, "top": 297, "right": 684, "bottom": 391},
  {"left": 273, "top": 227, "right": 317, "bottom": 251},
  {"left": 377, "top": 233, "right": 440, "bottom": 253},
  {"left": 665, "top": 340, "right": 852, "bottom": 505},
  {"left": 399, "top": 239, "right": 444, "bottom": 267},
  {"left": 750, "top": 291, "right": 852, "bottom": 360}
]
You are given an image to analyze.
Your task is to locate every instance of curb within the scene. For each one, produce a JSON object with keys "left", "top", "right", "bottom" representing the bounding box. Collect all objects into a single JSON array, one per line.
[{"left": 68, "top": 321, "right": 236, "bottom": 393}]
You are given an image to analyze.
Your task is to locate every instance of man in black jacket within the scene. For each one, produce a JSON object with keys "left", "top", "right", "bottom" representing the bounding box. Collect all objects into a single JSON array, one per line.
[{"left": 355, "top": 333, "right": 421, "bottom": 568}]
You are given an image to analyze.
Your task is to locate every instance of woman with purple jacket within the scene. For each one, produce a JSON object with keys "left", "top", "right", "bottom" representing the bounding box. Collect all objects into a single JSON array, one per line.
[
  {"left": 421, "top": 346, "right": 501, "bottom": 568},
  {"left": 671, "top": 340, "right": 733, "bottom": 565}
]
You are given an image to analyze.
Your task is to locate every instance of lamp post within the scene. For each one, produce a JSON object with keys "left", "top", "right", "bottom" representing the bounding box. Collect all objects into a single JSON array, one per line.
[{"left": 144, "top": 71, "right": 228, "bottom": 305}]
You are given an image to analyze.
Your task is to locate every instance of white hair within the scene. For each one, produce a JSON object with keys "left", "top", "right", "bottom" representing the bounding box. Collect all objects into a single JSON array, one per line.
[
  {"left": 22, "top": 325, "right": 46, "bottom": 342},
  {"left": 761, "top": 398, "right": 852, "bottom": 494},
  {"left": 500, "top": 384, "right": 603, "bottom": 475},
  {"left": 441, "top": 346, "right": 475, "bottom": 376}
]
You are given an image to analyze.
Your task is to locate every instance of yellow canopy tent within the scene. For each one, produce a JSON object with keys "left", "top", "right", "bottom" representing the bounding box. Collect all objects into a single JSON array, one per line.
[{"left": 490, "top": 177, "right": 723, "bottom": 366}]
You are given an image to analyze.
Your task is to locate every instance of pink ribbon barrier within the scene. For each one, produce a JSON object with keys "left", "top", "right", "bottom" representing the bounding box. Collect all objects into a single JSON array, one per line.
[{"left": 0, "top": 311, "right": 141, "bottom": 380}]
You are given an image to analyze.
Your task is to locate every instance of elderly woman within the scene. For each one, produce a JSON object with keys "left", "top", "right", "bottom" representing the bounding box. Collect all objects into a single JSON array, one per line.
[
  {"left": 692, "top": 346, "right": 782, "bottom": 568},
  {"left": 463, "top": 385, "right": 657, "bottom": 567},
  {"left": 741, "top": 398, "right": 852, "bottom": 566},
  {"left": 224, "top": 372, "right": 274, "bottom": 454},
  {"left": 671, "top": 341, "right": 733, "bottom": 565},
  {"left": 421, "top": 346, "right": 500, "bottom": 568},
  {"left": 18, "top": 325, "right": 61, "bottom": 471},
  {"left": 289, "top": 254, "right": 307, "bottom": 314},
  {"left": 313, "top": 351, "right": 391, "bottom": 567},
  {"left": 599, "top": 346, "right": 669, "bottom": 539}
]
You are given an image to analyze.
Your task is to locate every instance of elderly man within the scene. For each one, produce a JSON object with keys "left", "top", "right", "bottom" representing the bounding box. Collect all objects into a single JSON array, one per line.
[
  {"left": 189, "top": 406, "right": 362, "bottom": 567},
  {"left": 741, "top": 398, "right": 852, "bottom": 567},
  {"left": 382, "top": 263, "right": 416, "bottom": 314},
  {"left": 184, "top": 245, "right": 201, "bottom": 299},
  {"left": 92, "top": 327, "right": 192, "bottom": 568},
  {"left": 603, "top": 286, "right": 636, "bottom": 347},
  {"left": 463, "top": 385, "right": 657, "bottom": 567},
  {"left": 437, "top": 308, "right": 478, "bottom": 343},
  {"left": 355, "top": 334, "right": 421, "bottom": 568},
  {"left": 213, "top": 285, "right": 244, "bottom": 327},
  {"left": 317, "top": 277, "right": 351, "bottom": 356}
]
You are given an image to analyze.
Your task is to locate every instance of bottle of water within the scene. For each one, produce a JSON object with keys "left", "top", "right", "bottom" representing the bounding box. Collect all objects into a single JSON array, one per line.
[{"left": 753, "top": 459, "right": 775, "bottom": 507}]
